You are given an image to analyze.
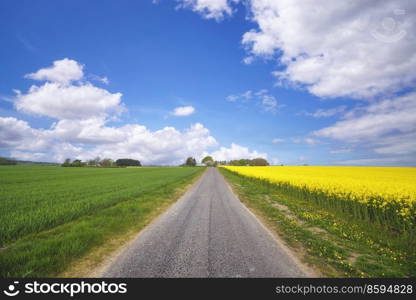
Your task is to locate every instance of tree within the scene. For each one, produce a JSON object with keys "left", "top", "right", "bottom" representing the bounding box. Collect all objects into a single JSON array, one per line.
[
  {"left": 0, "top": 157, "right": 16, "bottom": 165},
  {"left": 184, "top": 157, "right": 196, "bottom": 167},
  {"left": 229, "top": 159, "right": 250, "bottom": 166},
  {"left": 100, "top": 158, "right": 114, "bottom": 167},
  {"left": 249, "top": 158, "right": 269, "bottom": 166},
  {"left": 87, "top": 157, "right": 101, "bottom": 166},
  {"left": 116, "top": 158, "right": 141, "bottom": 167},
  {"left": 71, "top": 159, "right": 85, "bottom": 167},
  {"left": 62, "top": 158, "right": 71, "bottom": 167},
  {"left": 201, "top": 156, "right": 214, "bottom": 166}
]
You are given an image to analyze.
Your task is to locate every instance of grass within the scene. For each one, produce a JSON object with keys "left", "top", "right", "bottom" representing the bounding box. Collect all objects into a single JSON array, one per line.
[
  {"left": 219, "top": 168, "right": 416, "bottom": 278},
  {"left": 0, "top": 165, "right": 205, "bottom": 277}
]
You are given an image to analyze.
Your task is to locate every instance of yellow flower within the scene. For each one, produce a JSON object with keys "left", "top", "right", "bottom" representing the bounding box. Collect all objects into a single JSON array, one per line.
[{"left": 222, "top": 166, "right": 416, "bottom": 220}]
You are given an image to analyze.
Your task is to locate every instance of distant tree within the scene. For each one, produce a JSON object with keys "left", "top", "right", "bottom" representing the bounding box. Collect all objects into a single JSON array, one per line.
[
  {"left": 240, "top": 159, "right": 251, "bottom": 166},
  {"left": 229, "top": 159, "right": 250, "bottom": 166},
  {"left": 116, "top": 158, "right": 141, "bottom": 167},
  {"left": 249, "top": 158, "right": 269, "bottom": 166},
  {"left": 227, "top": 158, "right": 269, "bottom": 166},
  {"left": 100, "top": 158, "right": 114, "bottom": 167},
  {"left": 71, "top": 159, "right": 85, "bottom": 167},
  {"left": 201, "top": 156, "right": 214, "bottom": 166},
  {"left": 184, "top": 157, "right": 196, "bottom": 167},
  {"left": 62, "top": 158, "right": 71, "bottom": 167},
  {"left": 0, "top": 157, "right": 17, "bottom": 165},
  {"left": 87, "top": 157, "right": 100, "bottom": 166}
]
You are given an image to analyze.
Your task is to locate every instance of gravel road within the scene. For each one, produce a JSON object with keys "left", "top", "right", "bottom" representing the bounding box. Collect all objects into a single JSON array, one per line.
[{"left": 102, "top": 168, "right": 308, "bottom": 277}]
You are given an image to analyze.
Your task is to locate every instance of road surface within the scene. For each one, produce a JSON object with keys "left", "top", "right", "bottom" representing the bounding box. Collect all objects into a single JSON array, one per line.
[{"left": 102, "top": 168, "right": 308, "bottom": 277}]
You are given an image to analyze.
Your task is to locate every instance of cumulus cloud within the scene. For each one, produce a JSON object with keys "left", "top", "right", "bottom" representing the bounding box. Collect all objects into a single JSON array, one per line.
[
  {"left": 177, "top": 0, "right": 240, "bottom": 20},
  {"left": 15, "top": 58, "right": 124, "bottom": 120},
  {"left": 171, "top": 105, "right": 195, "bottom": 116},
  {"left": 209, "top": 143, "right": 267, "bottom": 161},
  {"left": 242, "top": 0, "right": 416, "bottom": 99},
  {"left": 0, "top": 117, "right": 53, "bottom": 153},
  {"left": 0, "top": 117, "right": 39, "bottom": 148},
  {"left": 0, "top": 115, "right": 218, "bottom": 165},
  {"left": 2, "top": 59, "right": 268, "bottom": 164},
  {"left": 15, "top": 82, "right": 123, "bottom": 120},
  {"left": 25, "top": 58, "right": 84, "bottom": 85}
]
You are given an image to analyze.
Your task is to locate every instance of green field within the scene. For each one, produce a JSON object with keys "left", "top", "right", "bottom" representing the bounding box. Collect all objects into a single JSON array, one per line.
[{"left": 0, "top": 165, "right": 204, "bottom": 277}]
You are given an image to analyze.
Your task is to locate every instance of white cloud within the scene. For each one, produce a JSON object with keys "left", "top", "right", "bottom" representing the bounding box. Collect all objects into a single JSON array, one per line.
[
  {"left": 226, "top": 89, "right": 282, "bottom": 113},
  {"left": 15, "top": 58, "right": 123, "bottom": 120},
  {"left": 314, "top": 92, "right": 416, "bottom": 156},
  {"left": 330, "top": 148, "right": 352, "bottom": 155},
  {"left": 271, "top": 158, "right": 281, "bottom": 165},
  {"left": 242, "top": 56, "right": 255, "bottom": 64},
  {"left": 89, "top": 74, "right": 109, "bottom": 85},
  {"left": 2, "top": 59, "right": 273, "bottom": 165},
  {"left": 100, "top": 77, "right": 109, "bottom": 85},
  {"left": 209, "top": 143, "right": 267, "bottom": 161},
  {"left": 15, "top": 82, "right": 123, "bottom": 120},
  {"left": 76, "top": 122, "right": 218, "bottom": 165},
  {"left": 1, "top": 115, "right": 219, "bottom": 165},
  {"left": 336, "top": 156, "right": 416, "bottom": 167},
  {"left": 25, "top": 58, "right": 84, "bottom": 85},
  {"left": 0, "top": 117, "right": 51, "bottom": 152},
  {"left": 291, "top": 137, "right": 318, "bottom": 145},
  {"left": 261, "top": 94, "right": 278, "bottom": 113},
  {"left": 0, "top": 117, "right": 37, "bottom": 148},
  {"left": 304, "top": 106, "right": 346, "bottom": 118},
  {"left": 226, "top": 94, "right": 239, "bottom": 102},
  {"left": 242, "top": 0, "right": 416, "bottom": 99},
  {"left": 272, "top": 138, "right": 285, "bottom": 144},
  {"left": 177, "top": 0, "right": 240, "bottom": 20},
  {"left": 304, "top": 138, "right": 317, "bottom": 145},
  {"left": 171, "top": 105, "right": 195, "bottom": 116},
  {"left": 226, "top": 90, "right": 253, "bottom": 102}
]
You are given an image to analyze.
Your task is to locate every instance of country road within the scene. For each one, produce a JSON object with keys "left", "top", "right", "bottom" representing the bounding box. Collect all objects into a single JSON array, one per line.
[{"left": 102, "top": 168, "right": 309, "bottom": 277}]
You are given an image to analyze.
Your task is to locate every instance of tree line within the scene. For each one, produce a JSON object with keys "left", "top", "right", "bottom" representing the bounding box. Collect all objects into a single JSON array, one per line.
[
  {"left": 62, "top": 158, "right": 141, "bottom": 167},
  {"left": 182, "top": 156, "right": 269, "bottom": 167},
  {"left": 61, "top": 156, "right": 269, "bottom": 168}
]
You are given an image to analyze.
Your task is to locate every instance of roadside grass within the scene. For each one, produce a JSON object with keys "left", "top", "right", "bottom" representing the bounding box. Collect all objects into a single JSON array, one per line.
[
  {"left": 0, "top": 166, "right": 205, "bottom": 277},
  {"left": 219, "top": 168, "right": 415, "bottom": 278}
]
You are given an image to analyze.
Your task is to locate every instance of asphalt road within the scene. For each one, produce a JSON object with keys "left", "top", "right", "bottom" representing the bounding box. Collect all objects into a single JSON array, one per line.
[{"left": 102, "top": 168, "right": 308, "bottom": 277}]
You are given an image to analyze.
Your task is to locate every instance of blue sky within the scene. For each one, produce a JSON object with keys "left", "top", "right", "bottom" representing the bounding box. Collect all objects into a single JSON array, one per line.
[{"left": 0, "top": 0, "right": 415, "bottom": 165}]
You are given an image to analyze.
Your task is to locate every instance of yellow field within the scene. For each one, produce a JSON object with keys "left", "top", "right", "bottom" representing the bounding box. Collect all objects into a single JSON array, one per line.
[{"left": 222, "top": 166, "right": 416, "bottom": 228}]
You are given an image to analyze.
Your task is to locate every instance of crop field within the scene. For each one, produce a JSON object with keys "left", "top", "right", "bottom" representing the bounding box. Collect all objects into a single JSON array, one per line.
[
  {"left": 220, "top": 166, "right": 416, "bottom": 277},
  {"left": 222, "top": 166, "right": 416, "bottom": 231},
  {"left": 0, "top": 165, "right": 204, "bottom": 277}
]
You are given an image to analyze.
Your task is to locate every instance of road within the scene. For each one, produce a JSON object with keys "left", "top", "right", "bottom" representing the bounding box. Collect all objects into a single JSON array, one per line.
[{"left": 102, "top": 168, "right": 308, "bottom": 277}]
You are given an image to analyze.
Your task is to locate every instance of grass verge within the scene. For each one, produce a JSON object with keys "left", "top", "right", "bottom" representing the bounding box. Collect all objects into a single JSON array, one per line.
[
  {"left": 0, "top": 167, "right": 205, "bottom": 277},
  {"left": 219, "top": 168, "right": 415, "bottom": 278}
]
